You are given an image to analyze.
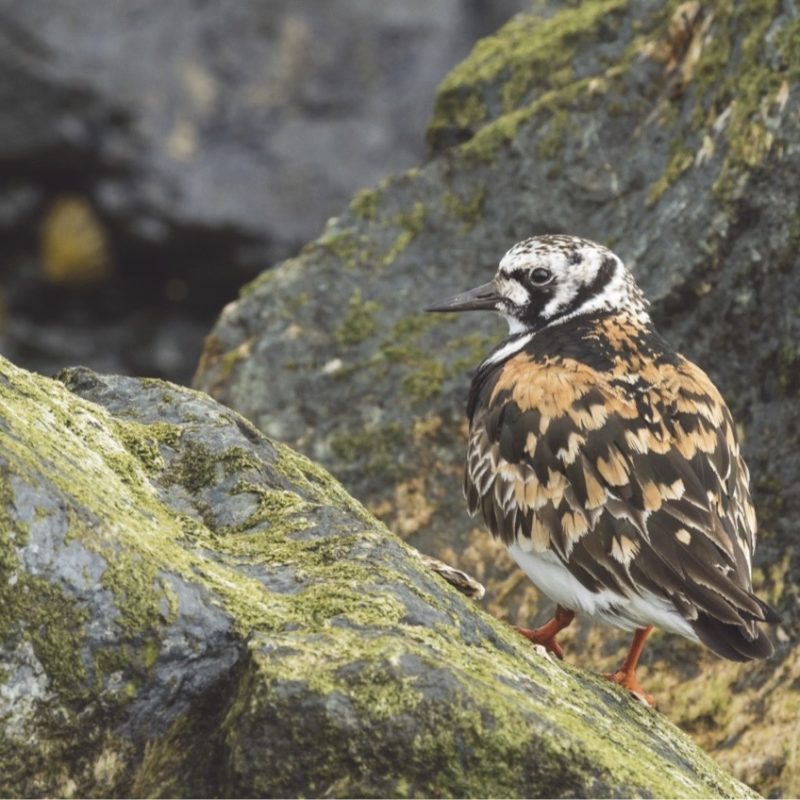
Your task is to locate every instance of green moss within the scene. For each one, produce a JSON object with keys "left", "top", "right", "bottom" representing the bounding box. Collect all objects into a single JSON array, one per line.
[
  {"left": 350, "top": 188, "right": 379, "bottom": 221},
  {"left": 371, "top": 314, "right": 497, "bottom": 403},
  {"left": 427, "top": 0, "right": 628, "bottom": 148},
  {"left": 219, "top": 446, "right": 265, "bottom": 478},
  {"left": 394, "top": 202, "right": 427, "bottom": 237},
  {"left": 224, "top": 607, "right": 753, "bottom": 799},
  {"left": 536, "top": 109, "right": 571, "bottom": 160},
  {"left": 460, "top": 105, "right": 537, "bottom": 163},
  {"left": 441, "top": 188, "right": 485, "bottom": 229},
  {"left": 100, "top": 554, "right": 164, "bottom": 638},
  {"left": 447, "top": 331, "right": 498, "bottom": 373},
  {"left": 20, "top": 577, "right": 91, "bottom": 701},
  {"left": 647, "top": 145, "right": 694, "bottom": 205},
  {"left": 401, "top": 359, "right": 446, "bottom": 402},
  {"left": 314, "top": 228, "right": 363, "bottom": 269},
  {"left": 114, "top": 422, "right": 170, "bottom": 475},
  {"left": 271, "top": 440, "right": 375, "bottom": 528},
  {"left": 285, "top": 292, "right": 310, "bottom": 314},
  {"left": 0, "top": 472, "right": 90, "bottom": 703},
  {"left": 458, "top": 75, "right": 606, "bottom": 164},
  {"left": 237, "top": 268, "right": 276, "bottom": 298},
  {"left": 390, "top": 313, "right": 448, "bottom": 341},
  {"left": 226, "top": 480, "right": 309, "bottom": 536},
  {"left": 336, "top": 289, "right": 382, "bottom": 345},
  {"left": 382, "top": 202, "right": 427, "bottom": 268},
  {"left": 426, "top": 91, "right": 487, "bottom": 149},
  {"left": 329, "top": 422, "right": 406, "bottom": 481},
  {"left": 164, "top": 439, "right": 219, "bottom": 493},
  {"left": 0, "top": 357, "right": 757, "bottom": 797},
  {"left": 638, "top": 0, "right": 794, "bottom": 207},
  {"left": 210, "top": 342, "right": 253, "bottom": 385}
]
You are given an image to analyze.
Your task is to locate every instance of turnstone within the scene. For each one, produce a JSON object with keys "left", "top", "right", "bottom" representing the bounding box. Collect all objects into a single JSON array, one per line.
[{"left": 428, "top": 234, "right": 779, "bottom": 706}]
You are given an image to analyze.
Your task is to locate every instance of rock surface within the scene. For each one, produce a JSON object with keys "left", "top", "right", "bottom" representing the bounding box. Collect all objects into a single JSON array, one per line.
[
  {"left": 0, "top": 356, "right": 753, "bottom": 797},
  {"left": 0, "top": 0, "right": 525, "bottom": 382},
  {"left": 194, "top": 1, "right": 800, "bottom": 795}
]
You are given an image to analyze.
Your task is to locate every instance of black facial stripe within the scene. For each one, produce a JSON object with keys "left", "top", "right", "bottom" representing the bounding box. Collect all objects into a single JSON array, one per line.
[
  {"left": 508, "top": 267, "right": 532, "bottom": 289},
  {"left": 519, "top": 288, "right": 553, "bottom": 328},
  {"left": 559, "top": 255, "right": 617, "bottom": 318},
  {"left": 508, "top": 267, "right": 550, "bottom": 293}
]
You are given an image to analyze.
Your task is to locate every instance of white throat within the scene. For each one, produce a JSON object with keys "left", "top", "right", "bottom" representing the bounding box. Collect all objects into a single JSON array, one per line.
[{"left": 482, "top": 330, "right": 534, "bottom": 367}]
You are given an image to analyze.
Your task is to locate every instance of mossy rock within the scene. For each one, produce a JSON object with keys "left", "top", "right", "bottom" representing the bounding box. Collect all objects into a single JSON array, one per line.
[
  {"left": 0, "top": 356, "right": 756, "bottom": 797},
  {"left": 194, "top": 1, "right": 800, "bottom": 794}
]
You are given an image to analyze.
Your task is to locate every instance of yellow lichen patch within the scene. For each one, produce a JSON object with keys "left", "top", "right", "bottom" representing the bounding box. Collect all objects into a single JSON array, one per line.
[
  {"left": 640, "top": 1, "right": 708, "bottom": 86},
  {"left": 412, "top": 414, "right": 443, "bottom": 442},
  {"left": 387, "top": 477, "right": 436, "bottom": 538},
  {"left": 40, "top": 196, "right": 111, "bottom": 284}
]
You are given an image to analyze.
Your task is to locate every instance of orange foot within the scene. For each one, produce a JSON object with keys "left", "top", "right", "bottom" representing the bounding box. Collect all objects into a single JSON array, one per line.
[
  {"left": 514, "top": 625, "right": 565, "bottom": 659},
  {"left": 512, "top": 605, "right": 575, "bottom": 660},
  {"left": 603, "top": 669, "right": 656, "bottom": 708}
]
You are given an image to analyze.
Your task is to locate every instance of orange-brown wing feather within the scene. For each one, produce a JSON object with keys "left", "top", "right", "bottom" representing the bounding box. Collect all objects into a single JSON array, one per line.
[{"left": 465, "top": 351, "right": 771, "bottom": 640}]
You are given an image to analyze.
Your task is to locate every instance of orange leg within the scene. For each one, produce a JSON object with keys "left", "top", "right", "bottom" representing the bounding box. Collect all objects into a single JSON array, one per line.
[
  {"left": 514, "top": 605, "right": 575, "bottom": 660},
  {"left": 603, "top": 625, "right": 655, "bottom": 707}
]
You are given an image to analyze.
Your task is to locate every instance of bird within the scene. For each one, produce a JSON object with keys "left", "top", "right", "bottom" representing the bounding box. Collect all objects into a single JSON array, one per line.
[{"left": 426, "top": 234, "right": 779, "bottom": 706}]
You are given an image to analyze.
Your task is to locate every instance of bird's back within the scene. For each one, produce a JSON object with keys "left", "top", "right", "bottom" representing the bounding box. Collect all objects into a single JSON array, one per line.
[{"left": 465, "top": 311, "right": 778, "bottom": 660}]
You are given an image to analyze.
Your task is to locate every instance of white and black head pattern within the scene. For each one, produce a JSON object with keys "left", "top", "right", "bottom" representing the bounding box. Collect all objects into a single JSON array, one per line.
[{"left": 494, "top": 235, "right": 649, "bottom": 335}]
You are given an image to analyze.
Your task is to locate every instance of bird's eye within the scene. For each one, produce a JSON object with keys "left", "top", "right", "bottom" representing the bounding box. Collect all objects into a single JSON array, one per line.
[{"left": 531, "top": 267, "right": 552, "bottom": 285}]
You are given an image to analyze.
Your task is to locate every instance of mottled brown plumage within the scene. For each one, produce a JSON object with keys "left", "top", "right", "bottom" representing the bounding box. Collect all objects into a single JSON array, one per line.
[{"left": 429, "top": 234, "right": 778, "bottom": 703}]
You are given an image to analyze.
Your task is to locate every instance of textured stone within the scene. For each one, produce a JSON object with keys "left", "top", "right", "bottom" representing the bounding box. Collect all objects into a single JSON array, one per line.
[
  {"left": 194, "top": 2, "right": 800, "bottom": 794},
  {"left": 0, "top": 356, "right": 753, "bottom": 797},
  {"left": 0, "top": 0, "right": 526, "bottom": 382}
]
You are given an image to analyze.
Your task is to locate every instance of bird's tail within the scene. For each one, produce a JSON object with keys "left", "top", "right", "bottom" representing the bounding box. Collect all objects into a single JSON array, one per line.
[{"left": 693, "top": 597, "right": 780, "bottom": 662}]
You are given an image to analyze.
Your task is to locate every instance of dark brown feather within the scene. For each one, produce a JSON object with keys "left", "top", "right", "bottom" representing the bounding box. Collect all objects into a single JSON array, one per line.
[{"left": 465, "top": 311, "right": 777, "bottom": 659}]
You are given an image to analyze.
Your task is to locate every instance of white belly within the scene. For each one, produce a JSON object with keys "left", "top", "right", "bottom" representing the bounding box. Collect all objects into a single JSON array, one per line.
[{"left": 507, "top": 543, "right": 699, "bottom": 641}]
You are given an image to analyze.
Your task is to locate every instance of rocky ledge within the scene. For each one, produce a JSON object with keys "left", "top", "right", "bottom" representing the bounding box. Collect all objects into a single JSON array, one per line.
[
  {"left": 194, "top": 2, "right": 800, "bottom": 793},
  {"left": 0, "top": 356, "right": 752, "bottom": 797}
]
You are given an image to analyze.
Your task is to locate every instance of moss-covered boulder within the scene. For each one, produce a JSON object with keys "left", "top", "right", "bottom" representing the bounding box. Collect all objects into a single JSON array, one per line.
[
  {"left": 0, "top": 355, "right": 755, "bottom": 797},
  {"left": 194, "top": 1, "right": 800, "bottom": 795}
]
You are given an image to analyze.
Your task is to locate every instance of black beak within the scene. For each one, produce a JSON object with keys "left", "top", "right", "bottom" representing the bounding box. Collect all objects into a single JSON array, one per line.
[{"left": 425, "top": 280, "right": 500, "bottom": 313}]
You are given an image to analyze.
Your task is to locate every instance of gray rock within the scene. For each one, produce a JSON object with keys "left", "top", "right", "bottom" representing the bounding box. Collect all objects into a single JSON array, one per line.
[
  {"left": 0, "top": 356, "right": 752, "bottom": 797},
  {"left": 0, "top": 0, "right": 527, "bottom": 382},
  {"left": 0, "top": 0, "right": 527, "bottom": 258},
  {"left": 194, "top": 2, "right": 800, "bottom": 794}
]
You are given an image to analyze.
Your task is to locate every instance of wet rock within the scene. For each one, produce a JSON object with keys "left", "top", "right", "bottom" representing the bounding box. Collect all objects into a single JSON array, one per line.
[
  {"left": 0, "top": 356, "right": 753, "bottom": 797},
  {"left": 194, "top": 2, "right": 800, "bottom": 794}
]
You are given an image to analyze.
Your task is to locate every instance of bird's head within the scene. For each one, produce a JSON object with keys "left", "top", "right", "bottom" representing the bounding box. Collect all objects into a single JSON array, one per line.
[{"left": 427, "top": 234, "right": 649, "bottom": 334}]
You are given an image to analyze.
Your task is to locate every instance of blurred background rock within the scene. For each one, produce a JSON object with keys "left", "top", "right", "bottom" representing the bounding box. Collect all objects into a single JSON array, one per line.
[{"left": 0, "top": 0, "right": 527, "bottom": 383}]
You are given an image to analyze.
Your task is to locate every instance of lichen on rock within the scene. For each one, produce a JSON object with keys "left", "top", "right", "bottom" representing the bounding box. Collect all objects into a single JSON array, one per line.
[
  {"left": 194, "top": 1, "right": 800, "bottom": 795},
  {"left": 0, "top": 357, "right": 756, "bottom": 797}
]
